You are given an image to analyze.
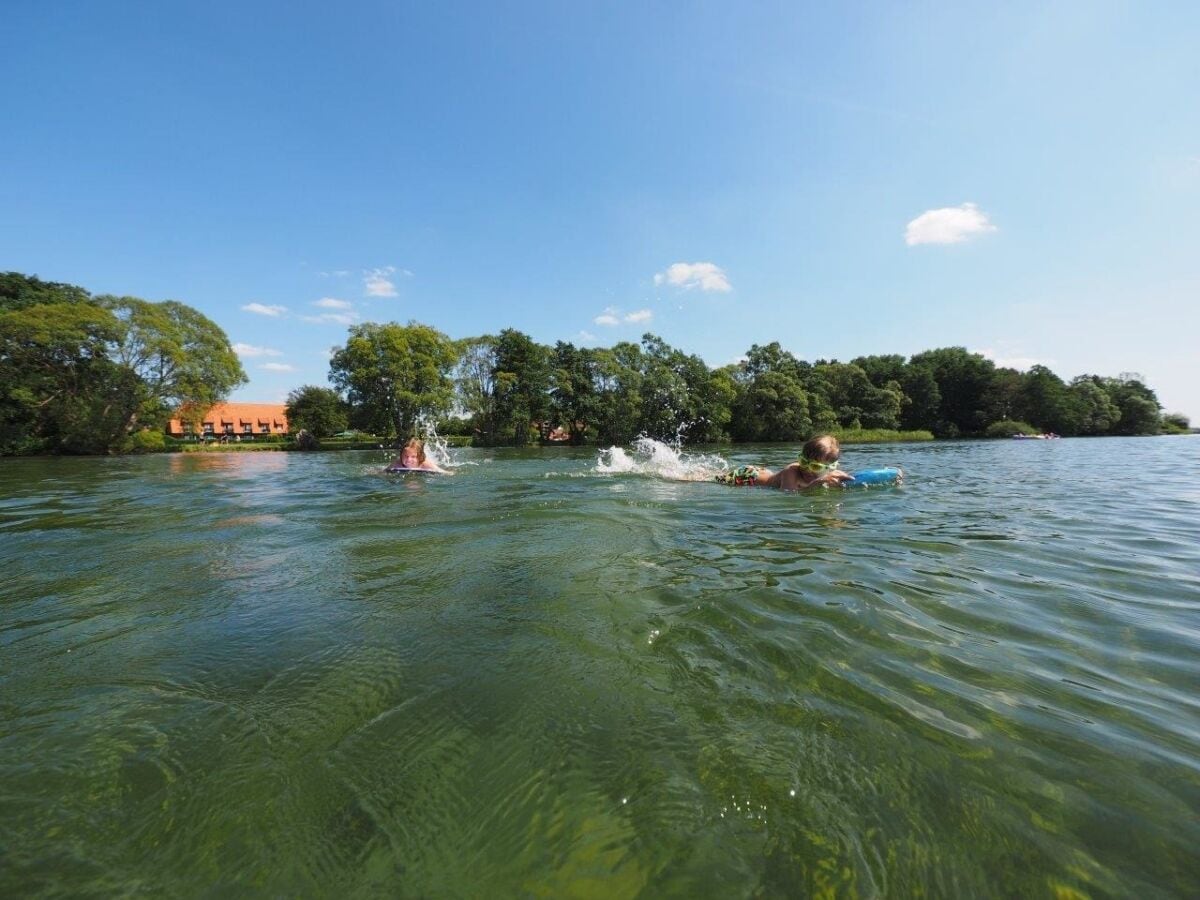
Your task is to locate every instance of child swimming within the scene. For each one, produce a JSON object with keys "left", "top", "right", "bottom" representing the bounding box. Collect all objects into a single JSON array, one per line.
[
  {"left": 385, "top": 438, "right": 452, "bottom": 474},
  {"left": 715, "top": 435, "right": 851, "bottom": 490}
]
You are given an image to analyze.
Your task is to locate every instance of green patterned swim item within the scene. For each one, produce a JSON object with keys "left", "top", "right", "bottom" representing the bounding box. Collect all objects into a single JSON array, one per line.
[{"left": 715, "top": 465, "right": 762, "bottom": 486}]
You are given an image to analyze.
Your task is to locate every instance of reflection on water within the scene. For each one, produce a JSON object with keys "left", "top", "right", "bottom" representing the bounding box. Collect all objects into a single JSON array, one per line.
[{"left": 2, "top": 437, "right": 1199, "bottom": 896}]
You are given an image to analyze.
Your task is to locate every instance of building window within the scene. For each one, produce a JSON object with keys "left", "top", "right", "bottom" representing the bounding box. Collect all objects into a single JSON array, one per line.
[
  {"left": 224, "top": 424, "right": 234, "bottom": 435},
  {"left": 242, "top": 423, "right": 252, "bottom": 434},
  {"left": 203, "top": 423, "right": 214, "bottom": 434},
  {"left": 183, "top": 423, "right": 193, "bottom": 434},
  {"left": 260, "top": 424, "right": 270, "bottom": 434}
]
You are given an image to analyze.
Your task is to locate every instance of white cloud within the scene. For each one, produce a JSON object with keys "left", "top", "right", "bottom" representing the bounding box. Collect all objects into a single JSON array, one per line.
[
  {"left": 364, "top": 266, "right": 398, "bottom": 297},
  {"left": 302, "top": 312, "right": 359, "bottom": 326},
  {"left": 653, "top": 261, "right": 732, "bottom": 292},
  {"left": 319, "top": 270, "right": 351, "bottom": 278},
  {"left": 577, "top": 330, "right": 597, "bottom": 342},
  {"left": 976, "top": 347, "right": 1054, "bottom": 371},
  {"left": 905, "top": 202, "right": 997, "bottom": 246},
  {"left": 233, "top": 343, "right": 282, "bottom": 358},
  {"left": 241, "top": 302, "right": 287, "bottom": 317},
  {"left": 260, "top": 362, "right": 296, "bottom": 373},
  {"left": 594, "top": 306, "right": 620, "bottom": 326},
  {"left": 624, "top": 309, "right": 653, "bottom": 323},
  {"left": 313, "top": 297, "right": 351, "bottom": 309}
]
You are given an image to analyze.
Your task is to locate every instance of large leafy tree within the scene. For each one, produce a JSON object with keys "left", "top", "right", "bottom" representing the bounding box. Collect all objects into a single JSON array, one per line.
[
  {"left": 2, "top": 274, "right": 244, "bottom": 454},
  {"left": 329, "top": 321, "right": 457, "bottom": 440},
  {"left": 908, "top": 347, "right": 996, "bottom": 437},
  {"left": 454, "top": 335, "right": 499, "bottom": 443},
  {"left": 1100, "top": 374, "right": 1162, "bottom": 435},
  {"left": 99, "top": 296, "right": 246, "bottom": 433},
  {"left": 285, "top": 385, "right": 349, "bottom": 438},
  {"left": 1068, "top": 377, "right": 1121, "bottom": 435},
  {"left": 679, "top": 353, "right": 735, "bottom": 443},
  {"left": 549, "top": 341, "right": 598, "bottom": 445},
  {"left": 1016, "top": 364, "right": 1076, "bottom": 435},
  {"left": 591, "top": 342, "right": 644, "bottom": 445},
  {"left": 0, "top": 299, "right": 126, "bottom": 453},
  {"left": 732, "top": 369, "right": 812, "bottom": 441},
  {"left": 491, "top": 329, "right": 550, "bottom": 445}
]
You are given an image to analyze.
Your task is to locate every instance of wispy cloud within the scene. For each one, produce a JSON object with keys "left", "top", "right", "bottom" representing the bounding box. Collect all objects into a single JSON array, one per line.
[
  {"left": 654, "top": 261, "right": 731, "bottom": 292},
  {"left": 364, "top": 266, "right": 398, "bottom": 297},
  {"left": 319, "top": 270, "right": 351, "bottom": 278},
  {"left": 241, "top": 302, "right": 288, "bottom": 317},
  {"left": 233, "top": 342, "right": 283, "bottom": 358},
  {"left": 624, "top": 309, "right": 653, "bottom": 323},
  {"left": 302, "top": 312, "right": 359, "bottom": 326},
  {"left": 577, "top": 330, "right": 597, "bottom": 342},
  {"left": 905, "top": 202, "right": 997, "bottom": 246},
  {"left": 594, "top": 307, "right": 620, "bottom": 326},
  {"left": 313, "top": 297, "right": 351, "bottom": 310},
  {"left": 260, "top": 362, "right": 296, "bottom": 373}
]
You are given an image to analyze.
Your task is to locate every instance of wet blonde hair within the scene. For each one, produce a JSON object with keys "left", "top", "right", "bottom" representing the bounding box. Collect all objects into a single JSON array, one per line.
[
  {"left": 801, "top": 435, "right": 840, "bottom": 464},
  {"left": 402, "top": 438, "right": 426, "bottom": 464}
]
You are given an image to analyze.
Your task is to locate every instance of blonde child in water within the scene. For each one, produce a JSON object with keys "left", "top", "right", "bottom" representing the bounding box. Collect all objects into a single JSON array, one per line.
[
  {"left": 386, "top": 438, "right": 451, "bottom": 474},
  {"left": 715, "top": 435, "right": 851, "bottom": 490}
]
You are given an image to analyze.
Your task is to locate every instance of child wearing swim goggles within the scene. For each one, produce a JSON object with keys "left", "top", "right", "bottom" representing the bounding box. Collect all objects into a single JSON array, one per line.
[{"left": 714, "top": 434, "right": 851, "bottom": 490}]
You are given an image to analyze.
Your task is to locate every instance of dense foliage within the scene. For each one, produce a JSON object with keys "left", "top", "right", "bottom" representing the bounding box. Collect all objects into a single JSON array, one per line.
[
  {"left": 284, "top": 385, "right": 349, "bottom": 438},
  {"left": 3, "top": 269, "right": 1183, "bottom": 455},
  {"left": 328, "top": 322, "right": 458, "bottom": 439},
  {"left": 1, "top": 272, "right": 245, "bottom": 455},
  {"left": 325, "top": 322, "right": 1181, "bottom": 446}
]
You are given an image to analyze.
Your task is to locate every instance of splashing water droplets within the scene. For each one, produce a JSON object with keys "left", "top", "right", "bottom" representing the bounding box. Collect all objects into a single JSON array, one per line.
[{"left": 593, "top": 436, "right": 728, "bottom": 482}]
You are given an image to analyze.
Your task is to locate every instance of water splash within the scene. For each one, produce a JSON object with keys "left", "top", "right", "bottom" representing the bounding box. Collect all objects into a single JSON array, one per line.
[
  {"left": 594, "top": 436, "right": 729, "bottom": 482},
  {"left": 417, "top": 419, "right": 462, "bottom": 469}
]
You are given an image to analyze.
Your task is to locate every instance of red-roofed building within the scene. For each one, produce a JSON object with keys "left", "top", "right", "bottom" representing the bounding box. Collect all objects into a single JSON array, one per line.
[{"left": 166, "top": 402, "right": 289, "bottom": 440}]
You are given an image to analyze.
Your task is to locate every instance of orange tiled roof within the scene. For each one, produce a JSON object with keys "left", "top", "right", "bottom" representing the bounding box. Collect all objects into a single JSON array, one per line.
[{"left": 166, "top": 402, "right": 289, "bottom": 435}]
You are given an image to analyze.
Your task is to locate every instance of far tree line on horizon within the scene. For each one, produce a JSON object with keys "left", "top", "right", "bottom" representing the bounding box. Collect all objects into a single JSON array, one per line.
[{"left": 1, "top": 272, "right": 1189, "bottom": 456}]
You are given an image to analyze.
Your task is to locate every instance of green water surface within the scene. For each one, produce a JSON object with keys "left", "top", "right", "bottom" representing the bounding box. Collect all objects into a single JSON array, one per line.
[{"left": 2, "top": 437, "right": 1198, "bottom": 897}]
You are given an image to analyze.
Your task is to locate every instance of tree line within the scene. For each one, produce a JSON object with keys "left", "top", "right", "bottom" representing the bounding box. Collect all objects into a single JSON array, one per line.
[
  {"left": 2, "top": 271, "right": 1185, "bottom": 455},
  {"left": 1, "top": 272, "right": 245, "bottom": 454},
  {"left": 288, "top": 320, "right": 1187, "bottom": 445}
]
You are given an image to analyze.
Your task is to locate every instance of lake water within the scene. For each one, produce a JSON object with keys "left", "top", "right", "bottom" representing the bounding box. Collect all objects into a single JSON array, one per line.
[{"left": 2, "top": 437, "right": 1198, "bottom": 897}]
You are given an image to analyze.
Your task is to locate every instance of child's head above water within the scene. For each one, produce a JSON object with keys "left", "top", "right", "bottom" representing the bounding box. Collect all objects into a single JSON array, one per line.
[
  {"left": 799, "top": 435, "right": 841, "bottom": 472},
  {"left": 400, "top": 438, "right": 426, "bottom": 467}
]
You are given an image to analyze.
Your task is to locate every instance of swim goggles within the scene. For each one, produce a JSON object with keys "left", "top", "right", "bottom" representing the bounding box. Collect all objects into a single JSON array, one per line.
[{"left": 798, "top": 457, "right": 840, "bottom": 473}]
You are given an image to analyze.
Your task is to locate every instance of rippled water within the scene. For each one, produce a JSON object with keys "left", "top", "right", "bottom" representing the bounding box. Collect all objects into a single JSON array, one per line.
[{"left": 2, "top": 437, "right": 1198, "bottom": 897}]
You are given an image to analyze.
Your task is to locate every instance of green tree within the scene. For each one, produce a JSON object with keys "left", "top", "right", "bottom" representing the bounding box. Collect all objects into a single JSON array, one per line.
[
  {"left": 1017, "top": 364, "right": 1076, "bottom": 435},
  {"left": 99, "top": 296, "right": 247, "bottom": 433},
  {"left": 1067, "top": 377, "right": 1120, "bottom": 435},
  {"left": 0, "top": 271, "right": 91, "bottom": 311},
  {"left": 1100, "top": 374, "right": 1161, "bottom": 435},
  {"left": 0, "top": 300, "right": 127, "bottom": 453},
  {"left": 285, "top": 385, "right": 349, "bottom": 438},
  {"left": 682, "top": 355, "right": 735, "bottom": 443},
  {"left": 981, "top": 368, "right": 1025, "bottom": 426},
  {"left": 733, "top": 369, "right": 812, "bottom": 441},
  {"left": 907, "top": 347, "right": 996, "bottom": 437},
  {"left": 549, "top": 341, "right": 598, "bottom": 444},
  {"left": 897, "top": 366, "right": 941, "bottom": 432},
  {"left": 454, "top": 336, "right": 499, "bottom": 443},
  {"left": 329, "top": 321, "right": 457, "bottom": 440},
  {"left": 491, "top": 329, "right": 550, "bottom": 445},
  {"left": 1161, "top": 412, "right": 1190, "bottom": 434},
  {"left": 591, "top": 343, "right": 644, "bottom": 445},
  {"left": 2, "top": 277, "right": 244, "bottom": 454}
]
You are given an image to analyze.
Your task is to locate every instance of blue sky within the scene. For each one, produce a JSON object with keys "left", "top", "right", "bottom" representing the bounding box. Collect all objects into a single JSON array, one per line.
[{"left": 4, "top": 1, "right": 1198, "bottom": 420}]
